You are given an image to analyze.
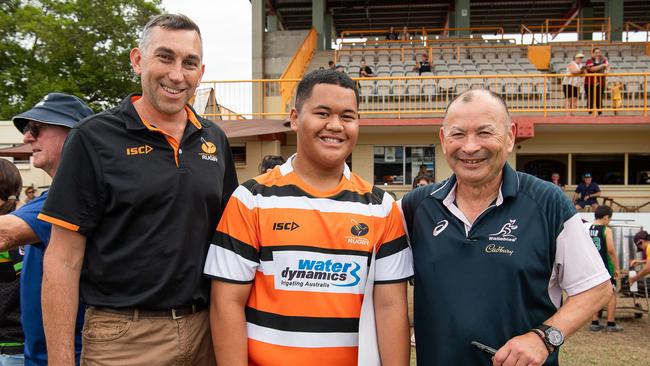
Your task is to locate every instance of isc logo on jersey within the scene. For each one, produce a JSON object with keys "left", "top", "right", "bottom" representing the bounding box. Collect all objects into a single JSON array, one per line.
[{"left": 273, "top": 251, "right": 367, "bottom": 294}]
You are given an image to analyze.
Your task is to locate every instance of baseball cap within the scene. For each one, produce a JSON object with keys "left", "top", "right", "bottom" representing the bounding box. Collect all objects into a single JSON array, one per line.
[
  {"left": 634, "top": 230, "right": 650, "bottom": 250},
  {"left": 12, "top": 93, "right": 94, "bottom": 134},
  {"left": 575, "top": 53, "right": 585, "bottom": 58},
  {"left": 583, "top": 173, "right": 592, "bottom": 178}
]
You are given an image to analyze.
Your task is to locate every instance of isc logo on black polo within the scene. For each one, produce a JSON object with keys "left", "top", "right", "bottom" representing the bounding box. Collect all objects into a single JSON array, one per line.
[
  {"left": 273, "top": 222, "right": 300, "bottom": 231},
  {"left": 126, "top": 145, "right": 153, "bottom": 156}
]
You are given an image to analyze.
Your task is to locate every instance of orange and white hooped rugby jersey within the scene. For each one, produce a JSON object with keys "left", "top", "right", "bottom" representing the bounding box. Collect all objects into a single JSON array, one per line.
[{"left": 204, "top": 156, "right": 413, "bottom": 366}]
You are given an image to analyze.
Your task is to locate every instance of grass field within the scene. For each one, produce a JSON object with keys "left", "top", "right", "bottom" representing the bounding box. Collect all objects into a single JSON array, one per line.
[{"left": 408, "top": 290, "right": 650, "bottom": 365}]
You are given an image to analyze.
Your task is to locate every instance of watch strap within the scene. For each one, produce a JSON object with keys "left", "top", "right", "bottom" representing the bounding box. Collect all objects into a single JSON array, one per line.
[{"left": 530, "top": 328, "right": 554, "bottom": 354}]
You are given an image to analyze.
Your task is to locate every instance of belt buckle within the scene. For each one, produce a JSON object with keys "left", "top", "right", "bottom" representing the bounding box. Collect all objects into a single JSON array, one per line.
[{"left": 171, "top": 308, "right": 183, "bottom": 320}]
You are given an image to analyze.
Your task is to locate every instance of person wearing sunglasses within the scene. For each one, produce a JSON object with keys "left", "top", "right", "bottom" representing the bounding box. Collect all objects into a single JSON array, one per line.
[
  {"left": 629, "top": 230, "right": 650, "bottom": 287},
  {"left": 0, "top": 93, "right": 93, "bottom": 366},
  {"left": 23, "top": 185, "right": 36, "bottom": 204}
]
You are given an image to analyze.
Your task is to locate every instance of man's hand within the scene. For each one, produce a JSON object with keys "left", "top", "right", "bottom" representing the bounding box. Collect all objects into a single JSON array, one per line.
[{"left": 492, "top": 332, "right": 549, "bottom": 366}]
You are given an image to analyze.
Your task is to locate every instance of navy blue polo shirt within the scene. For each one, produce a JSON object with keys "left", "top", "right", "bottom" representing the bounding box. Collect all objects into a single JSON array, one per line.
[
  {"left": 39, "top": 94, "right": 239, "bottom": 309},
  {"left": 402, "top": 163, "right": 609, "bottom": 366}
]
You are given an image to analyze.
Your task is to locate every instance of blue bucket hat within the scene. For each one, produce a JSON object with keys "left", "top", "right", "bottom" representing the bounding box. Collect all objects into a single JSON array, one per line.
[{"left": 12, "top": 93, "right": 94, "bottom": 134}]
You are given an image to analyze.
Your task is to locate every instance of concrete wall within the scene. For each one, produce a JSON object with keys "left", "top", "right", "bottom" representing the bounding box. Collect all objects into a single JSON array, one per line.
[{"left": 263, "top": 30, "right": 310, "bottom": 78}]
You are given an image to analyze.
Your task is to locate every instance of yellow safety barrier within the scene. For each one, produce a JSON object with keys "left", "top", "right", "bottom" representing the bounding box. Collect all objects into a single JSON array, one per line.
[
  {"left": 198, "top": 73, "right": 649, "bottom": 120},
  {"left": 279, "top": 28, "right": 317, "bottom": 112}
]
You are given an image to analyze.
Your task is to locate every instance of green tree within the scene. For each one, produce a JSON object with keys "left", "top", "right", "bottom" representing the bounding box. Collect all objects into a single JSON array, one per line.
[{"left": 0, "top": 0, "right": 161, "bottom": 118}]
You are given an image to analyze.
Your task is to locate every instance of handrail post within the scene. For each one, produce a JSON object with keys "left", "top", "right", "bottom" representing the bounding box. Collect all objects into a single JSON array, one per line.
[
  {"left": 543, "top": 74, "right": 547, "bottom": 116},
  {"left": 643, "top": 72, "right": 648, "bottom": 117}
]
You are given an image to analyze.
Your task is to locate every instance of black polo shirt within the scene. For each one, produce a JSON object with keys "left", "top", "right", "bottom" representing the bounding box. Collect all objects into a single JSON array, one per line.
[
  {"left": 39, "top": 94, "right": 238, "bottom": 310},
  {"left": 401, "top": 163, "right": 608, "bottom": 366}
]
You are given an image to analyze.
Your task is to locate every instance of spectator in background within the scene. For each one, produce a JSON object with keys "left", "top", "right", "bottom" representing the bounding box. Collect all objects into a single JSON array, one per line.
[
  {"left": 573, "top": 173, "right": 601, "bottom": 211},
  {"left": 0, "top": 159, "right": 24, "bottom": 364},
  {"left": 335, "top": 64, "right": 346, "bottom": 73},
  {"left": 258, "top": 155, "right": 286, "bottom": 174},
  {"left": 587, "top": 205, "right": 623, "bottom": 332},
  {"left": 0, "top": 93, "right": 93, "bottom": 366},
  {"left": 609, "top": 80, "right": 622, "bottom": 115},
  {"left": 386, "top": 26, "right": 398, "bottom": 41},
  {"left": 399, "top": 26, "right": 410, "bottom": 41},
  {"left": 23, "top": 185, "right": 36, "bottom": 205},
  {"left": 585, "top": 48, "right": 609, "bottom": 116},
  {"left": 412, "top": 175, "right": 433, "bottom": 189},
  {"left": 550, "top": 172, "right": 564, "bottom": 188},
  {"left": 412, "top": 54, "right": 431, "bottom": 76},
  {"left": 359, "top": 59, "right": 375, "bottom": 77},
  {"left": 629, "top": 230, "right": 650, "bottom": 287},
  {"left": 328, "top": 60, "right": 335, "bottom": 70},
  {"left": 0, "top": 160, "right": 21, "bottom": 215},
  {"left": 561, "top": 53, "right": 586, "bottom": 116}
]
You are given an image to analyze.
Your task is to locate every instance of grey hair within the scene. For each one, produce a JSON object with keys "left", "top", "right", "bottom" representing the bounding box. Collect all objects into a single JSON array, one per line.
[
  {"left": 442, "top": 89, "right": 512, "bottom": 129},
  {"left": 138, "top": 13, "right": 202, "bottom": 56}
]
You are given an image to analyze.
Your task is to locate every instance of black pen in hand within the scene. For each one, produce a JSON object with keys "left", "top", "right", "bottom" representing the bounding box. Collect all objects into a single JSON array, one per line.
[{"left": 471, "top": 341, "right": 497, "bottom": 356}]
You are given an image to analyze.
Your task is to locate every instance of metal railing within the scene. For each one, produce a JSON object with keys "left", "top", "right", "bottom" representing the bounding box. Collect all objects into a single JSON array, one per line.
[{"left": 198, "top": 73, "right": 649, "bottom": 120}]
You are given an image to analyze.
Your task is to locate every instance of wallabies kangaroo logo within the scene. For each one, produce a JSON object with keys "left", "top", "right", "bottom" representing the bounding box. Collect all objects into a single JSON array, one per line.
[{"left": 489, "top": 219, "right": 519, "bottom": 242}]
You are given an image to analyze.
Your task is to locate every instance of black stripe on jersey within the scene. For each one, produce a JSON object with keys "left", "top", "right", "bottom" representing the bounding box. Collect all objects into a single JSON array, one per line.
[
  {"left": 242, "top": 183, "right": 385, "bottom": 205},
  {"left": 375, "top": 275, "right": 413, "bottom": 285},
  {"left": 376, "top": 236, "right": 409, "bottom": 260},
  {"left": 214, "top": 231, "right": 259, "bottom": 263},
  {"left": 205, "top": 274, "right": 255, "bottom": 284},
  {"left": 259, "top": 245, "right": 370, "bottom": 262},
  {"left": 246, "top": 306, "right": 359, "bottom": 333}
]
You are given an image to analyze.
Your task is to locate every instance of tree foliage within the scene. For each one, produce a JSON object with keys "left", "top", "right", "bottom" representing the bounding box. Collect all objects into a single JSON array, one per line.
[{"left": 0, "top": 0, "right": 161, "bottom": 118}]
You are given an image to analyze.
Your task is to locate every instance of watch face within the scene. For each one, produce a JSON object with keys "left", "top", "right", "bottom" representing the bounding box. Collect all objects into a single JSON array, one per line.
[{"left": 546, "top": 328, "right": 564, "bottom": 346}]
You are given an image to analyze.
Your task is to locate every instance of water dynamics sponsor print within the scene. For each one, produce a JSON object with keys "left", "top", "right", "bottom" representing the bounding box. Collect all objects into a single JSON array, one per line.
[{"left": 273, "top": 251, "right": 368, "bottom": 294}]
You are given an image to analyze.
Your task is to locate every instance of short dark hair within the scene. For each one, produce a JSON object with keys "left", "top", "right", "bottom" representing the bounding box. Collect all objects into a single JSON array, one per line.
[
  {"left": 259, "top": 155, "right": 286, "bottom": 174},
  {"left": 443, "top": 89, "right": 511, "bottom": 128},
  {"left": 412, "top": 174, "right": 433, "bottom": 189},
  {"left": 294, "top": 69, "right": 359, "bottom": 112},
  {"left": 139, "top": 14, "right": 202, "bottom": 53},
  {"left": 594, "top": 205, "right": 613, "bottom": 219},
  {"left": 0, "top": 159, "right": 22, "bottom": 215}
]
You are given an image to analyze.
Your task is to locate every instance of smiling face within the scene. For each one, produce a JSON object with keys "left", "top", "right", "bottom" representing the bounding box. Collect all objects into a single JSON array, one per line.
[
  {"left": 440, "top": 91, "right": 515, "bottom": 189},
  {"left": 130, "top": 26, "right": 204, "bottom": 118},
  {"left": 22, "top": 122, "right": 69, "bottom": 177},
  {"left": 290, "top": 83, "right": 359, "bottom": 171}
]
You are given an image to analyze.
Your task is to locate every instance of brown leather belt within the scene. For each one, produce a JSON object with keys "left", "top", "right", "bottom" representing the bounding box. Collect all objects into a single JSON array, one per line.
[{"left": 92, "top": 303, "right": 206, "bottom": 320}]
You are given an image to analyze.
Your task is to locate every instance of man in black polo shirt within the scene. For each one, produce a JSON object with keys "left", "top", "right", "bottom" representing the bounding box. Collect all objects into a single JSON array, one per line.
[
  {"left": 39, "top": 14, "right": 237, "bottom": 365},
  {"left": 401, "top": 89, "right": 612, "bottom": 366}
]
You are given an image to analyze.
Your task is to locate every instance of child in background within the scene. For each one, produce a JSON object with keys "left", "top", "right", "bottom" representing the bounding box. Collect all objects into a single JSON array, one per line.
[{"left": 609, "top": 81, "right": 622, "bottom": 115}]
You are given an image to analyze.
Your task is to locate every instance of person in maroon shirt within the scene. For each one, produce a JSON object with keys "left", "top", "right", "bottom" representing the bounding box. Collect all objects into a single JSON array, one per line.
[{"left": 584, "top": 48, "right": 609, "bottom": 116}]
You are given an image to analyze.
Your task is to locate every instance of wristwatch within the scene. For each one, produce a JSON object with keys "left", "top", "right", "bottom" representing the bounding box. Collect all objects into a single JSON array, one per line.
[{"left": 531, "top": 324, "right": 564, "bottom": 354}]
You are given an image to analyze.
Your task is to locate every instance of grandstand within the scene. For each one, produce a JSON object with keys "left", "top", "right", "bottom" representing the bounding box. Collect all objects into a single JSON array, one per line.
[{"left": 194, "top": 0, "right": 650, "bottom": 212}]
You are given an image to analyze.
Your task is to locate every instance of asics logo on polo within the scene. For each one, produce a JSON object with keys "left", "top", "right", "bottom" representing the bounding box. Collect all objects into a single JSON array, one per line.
[
  {"left": 126, "top": 145, "right": 153, "bottom": 156},
  {"left": 433, "top": 220, "right": 448, "bottom": 237}
]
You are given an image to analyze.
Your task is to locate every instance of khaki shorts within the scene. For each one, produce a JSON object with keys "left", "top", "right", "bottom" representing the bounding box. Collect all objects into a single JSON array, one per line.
[{"left": 81, "top": 307, "right": 215, "bottom": 366}]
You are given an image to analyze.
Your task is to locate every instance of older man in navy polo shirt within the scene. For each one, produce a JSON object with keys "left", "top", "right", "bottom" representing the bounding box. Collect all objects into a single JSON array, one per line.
[{"left": 401, "top": 89, "right": 612, "bottom": 366}]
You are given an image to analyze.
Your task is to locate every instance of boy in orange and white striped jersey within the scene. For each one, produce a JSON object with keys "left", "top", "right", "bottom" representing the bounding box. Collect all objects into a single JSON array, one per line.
[{"left": 205, "top": 69, "right": 413, "bottom": 366}]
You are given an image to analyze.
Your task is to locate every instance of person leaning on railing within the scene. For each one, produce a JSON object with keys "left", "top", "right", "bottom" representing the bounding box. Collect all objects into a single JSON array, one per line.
[
  {"left": 584, "top": 48, "right": 610, "bottom": 116},
  {"left": 561, "top": 53, "right": 586, "bottom": 116}
]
